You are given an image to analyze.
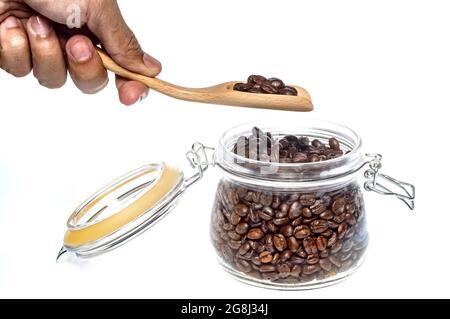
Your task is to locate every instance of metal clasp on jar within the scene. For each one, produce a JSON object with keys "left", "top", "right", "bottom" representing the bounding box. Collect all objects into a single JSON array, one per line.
[
  {"left": 363, "top": 153, "right": 415, "bottom": 210},
  {"left": 185, "top": 143, "right": 216, "bottom": 188}
]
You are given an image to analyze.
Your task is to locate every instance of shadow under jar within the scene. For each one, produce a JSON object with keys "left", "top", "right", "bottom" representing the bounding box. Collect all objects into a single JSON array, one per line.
[{"left": 210, "top": 121, "right": 369, "bottom": 290}]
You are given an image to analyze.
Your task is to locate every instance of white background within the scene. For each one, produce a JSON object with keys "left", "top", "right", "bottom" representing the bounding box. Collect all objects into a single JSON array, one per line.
[{"left": 0, "top": 0, "right": 449, "bottom": 298}]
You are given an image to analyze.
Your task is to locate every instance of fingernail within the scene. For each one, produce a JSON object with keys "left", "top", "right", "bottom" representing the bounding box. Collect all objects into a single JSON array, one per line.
[
  {"left": 139, "top": 91, "right": 149, "bottom": 103},
  {"left": 29, "top": 16, "right": 50, "bottom": 37},
  {"left": 2, "top": 16, "right": 20, "bottom": 29},
  {"left": 69, "top": 40, "right": 92, "bottom": 63},
  {"left": 143, "top": 53, "right": 161, "bottom": 73}
]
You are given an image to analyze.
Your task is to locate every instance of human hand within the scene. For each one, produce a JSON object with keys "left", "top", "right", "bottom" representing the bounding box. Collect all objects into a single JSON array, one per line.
[{"left": 0, "top": 0, "right": 161, "bottom": 105}]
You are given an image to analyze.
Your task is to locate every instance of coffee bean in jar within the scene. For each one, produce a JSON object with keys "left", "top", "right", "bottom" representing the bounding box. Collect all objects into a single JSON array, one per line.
[
  {"left": 233, "top": 75, "right": 298, "bottom": 96},
  {"left": 211, "top": 121, "right": 371, "bottom": 289}
]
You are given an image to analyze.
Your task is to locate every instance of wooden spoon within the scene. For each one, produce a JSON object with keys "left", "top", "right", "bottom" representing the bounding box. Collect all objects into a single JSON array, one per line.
[{"left": 97, "top": 49, "right": 313, "bottom": 112}]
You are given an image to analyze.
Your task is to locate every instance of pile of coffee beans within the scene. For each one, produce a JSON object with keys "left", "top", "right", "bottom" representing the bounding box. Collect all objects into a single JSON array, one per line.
[
  {"left": 233, "top": 75, "right": 298, "bottom": 96},
  {"left": 211, "top": 181, "right": 368, "bottom": 285},
  {"left": 233, "top": 127, "right": 345, "bottom": 163}
]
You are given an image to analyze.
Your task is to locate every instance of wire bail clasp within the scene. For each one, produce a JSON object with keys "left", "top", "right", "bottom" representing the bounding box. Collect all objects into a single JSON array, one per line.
[
  {"left": 363, "top": 153, "right": 415, "bottom": 210},
  {"left": 184, "top": 143, "right": 215, "bottom": 188}
]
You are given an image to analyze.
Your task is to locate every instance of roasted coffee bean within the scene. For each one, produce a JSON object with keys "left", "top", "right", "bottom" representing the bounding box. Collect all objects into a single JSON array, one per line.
[
  {"left": 267, "top": 221, "right": 278, "bottom": 233},
  {"left": 238, "top": 242, "right": 251, "bottom": 255},
  {"left": 311, "top": 200, "right": 327, "bottom": 215},
  {"left": 279, "top": 202, "right": 289, "bottom": 214},
  {"left": 261, "top": 222, "right": 269, "bottom": 234},
  {"left": 330, "top": 241, "right": 343, "bottom": 254},
  {"left": 288, "top": 201, "right": 302, "bottom": 219},
  {"left": 311, "top": 139, "right": 323, "bottom": 148},
  {"left": 316, "top": 236, "right": 328, "bottom": 251},
  {"left": 235, "top": 223, "right": 249, "bottom": 235},
  {"left": 261, "top": 81, "right": 279, "bottom": 94},
  {"left": 267, "top": 252, "right": 279, "bottom": 265},
  {"left": 290, "top": 256, "right": 306, "bottom": 265},
  {"left": 293, "top": 152, "right": 308, "bottom": 163},
  {"left": 248, "top": 75, "right": 267, "bottom": 85},
  {"left": 291, "top": 217, "right": 303, "bottom": 227},
  {"left": 247, "top": 228, "right": 264, "bottom": 240},
  {"left": 332, "top": 198, "right": 346, "bottom": 215},
  {"left": 258, "top": 209, "right": 273, "bottom": 221},
  {"left": 235, "top": 204, "right": 249, "bottom": 217},
  {"left": 329, "top": 255, "right": 342, "bottom": 268},
  {"left": 346, "top": 203, "right": 356, "bottom": 215},
  {"left": 271, "top": 196, "right": 281, "bottom": 209},
  {"left": 230, "top": 212, "right": 241, "bottom": 225},
  {"left": 320, "top": 210, "right": 334, "bottom": 220},
  {"left": 273, "top": 234, "right": 288, "bottom": 252},
  {"left": 228, "top": 240, "right": 243, "bottom": 250},
  {"left": 223, "top": 223, "right": 234, "bottom": 231},
  {"left": 278, "top": 264, "right": 291, "bottom": 278},
  {"left": 249, "top": 209, "right": 260, "bottom": 223},
  {"left": 340, "top": 251, "right": 353, "bottom": 262},
  {"left": 280, "top": 225, "right": 294, "bottom": 237},
  {"left": 228, "top": 231, "right": 241, "bottom": 241},
  {"left": 303, "top": 237, "right": 318, "bottom": 255},
  {"left": 327, "top": 232, "right": 338, "bottom": 247},
  {"left": 259, "top": 251, "right": 273, "bottom": 263},
  {"left": 274, "top": 217, "right": 289, "bottom": 226},
  {"left": 321, "top": 229, "right": 334, "bottom": 238},
  {"left": 268, "top": 77, "right": 285, "bottom": 89},
  {"left": 342, "top": 240, "right": 353, "bottom": 253},
  {"left": 279, "top": 86, "right": 298, "bottom": 96},
  {"left": 302, "top": 207, "right": 312, "bottom": 218},
  {"left": 259, "top": 264, "right": 276, "bottom": 273},
  {"left": 236, "top": 260, "right": 253, "bottom": 273},
  {"left": 329, "top": 138, "right": 340, "bottom": 151},
  {"left": 264, "top": 234, "right": 273, "bottom": 245},
  {"left": 338, "top": 223, "right": 347, "bottom": 239},
  {"left": 249, "top": 240, "right": 261, "bottom": 250},
  {"left": 275, "top": 211, "right": 288, "bottom": 218},
  {"left": 345, "top": 213, "right": 357, "bottom": 226},
  {"left": 287, "top": 236, "right": 300, "bottom": 252},
  {"left": 260, "top": 193, "right": 273, "bottom": 206},
  {"left": 328, "top": 221, "right": 339, "bottom": 229},
  {"left": 333, "top": 213, "right": 346, "bottom": 224},
  {"left": 319, "top": 249, "right": 330, "bottom": 258},
  {"left": 291, "top": 265, "right": 302, "bottom": 277},
  {"left": 294, "top": 225, "right": 311, "bottom": 239},
  {"left": 280, "top": 250, "right": 293, "bottom": 262},
  {"left": 303, "top": 264, "right": 321, "bottom": 275},
  {"left": 233, "top": 82, "right": 252, "bottom": 92},
  {"left": 345, "top": 226, "right": 356, "bottom": 239},
  {"left": 297, "top": 249, "right": 308, "bottom": 259},
  {"left": 310, "top": 219, "right": 329, "bottom": 234},
  {"left": 306, "top": 254, "right": 320, "bottom": 265},
  {"left": 300, "top": 194, "right": 316, "bottom": 206},
  {"left": 319, "top": 258, "right": 333, "bottom": 272}
]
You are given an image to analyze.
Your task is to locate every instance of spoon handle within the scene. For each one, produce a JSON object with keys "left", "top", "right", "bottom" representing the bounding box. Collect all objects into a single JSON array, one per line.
[{"left": 96, "top": 48, "right": 170, "bottom": 91}]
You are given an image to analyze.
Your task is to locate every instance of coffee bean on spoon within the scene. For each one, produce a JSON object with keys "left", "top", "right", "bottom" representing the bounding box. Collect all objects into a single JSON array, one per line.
[
  {"left": 278, "top": 86, "right": 298, "bottom": 96},
  {"left": 261, "top": 81, "right": 279, "bottom": 94},
  {"left": 268, "top": 77, "right": 285, "bottom": 89}
]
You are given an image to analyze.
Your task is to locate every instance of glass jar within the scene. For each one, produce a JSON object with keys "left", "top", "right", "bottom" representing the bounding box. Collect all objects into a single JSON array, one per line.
[
  {"left": 210, "top": 120, "right": 407, "bottom": 290},
  {"left": 58, "top": 119, "right": 414, "bottom": 290}
]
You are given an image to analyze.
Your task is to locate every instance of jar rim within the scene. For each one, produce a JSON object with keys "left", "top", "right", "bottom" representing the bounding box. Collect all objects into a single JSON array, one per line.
[{"left": 215, "top": 119, "right": 365, "bottom": 183}]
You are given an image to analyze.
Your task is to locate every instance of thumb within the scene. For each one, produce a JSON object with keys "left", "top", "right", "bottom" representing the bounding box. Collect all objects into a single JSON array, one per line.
[{"left": 86, "top": 1, "right": 161, "bottom": 77}]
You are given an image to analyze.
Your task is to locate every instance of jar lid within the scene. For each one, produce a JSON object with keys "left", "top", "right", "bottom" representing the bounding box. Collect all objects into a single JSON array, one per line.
[
  {"left": 58, "top": 163, "right": 185, "bottom": 259},
  {"left": 57, "top": 143, "right": 214, "bottom": 260}
]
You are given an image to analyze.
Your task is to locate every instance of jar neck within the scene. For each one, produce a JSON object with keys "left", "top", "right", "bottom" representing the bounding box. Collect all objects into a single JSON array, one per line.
[{"left": 214, "top": 120, "right": 366, "bottom": 188}]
